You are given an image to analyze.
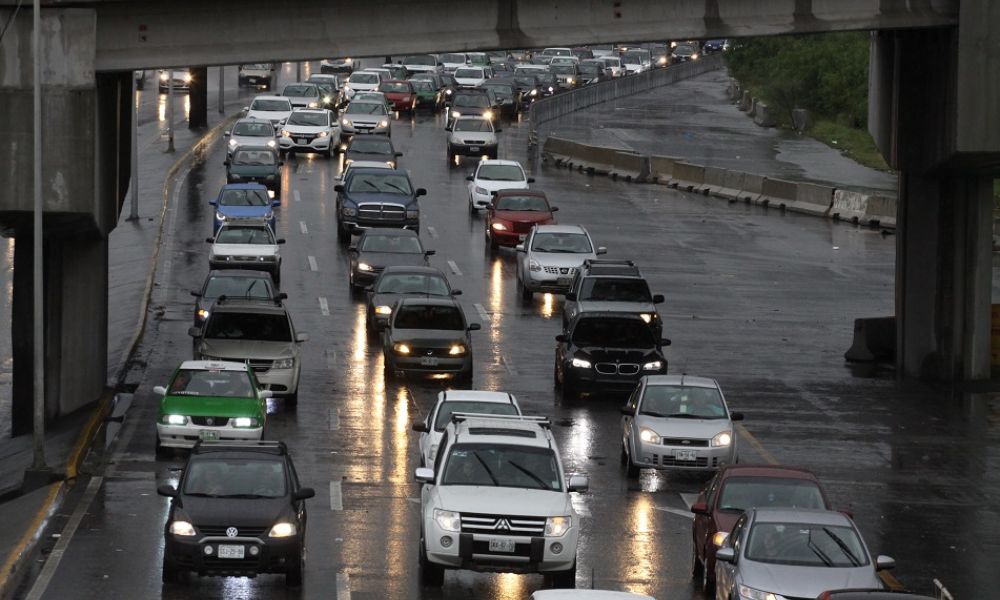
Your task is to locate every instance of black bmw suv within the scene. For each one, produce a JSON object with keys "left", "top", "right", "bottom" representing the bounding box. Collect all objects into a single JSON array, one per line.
[
  {"left": 158, "top": 441, "right": 315, "bottom": 586},
  {"left": 554, "top": 312, "right": 670, "bottom": 400}
]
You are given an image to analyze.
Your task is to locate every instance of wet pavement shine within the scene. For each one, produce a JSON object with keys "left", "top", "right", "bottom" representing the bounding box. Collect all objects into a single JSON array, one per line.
[{"left": 10, "top": 66, "right": 1000, "bottom": 600}]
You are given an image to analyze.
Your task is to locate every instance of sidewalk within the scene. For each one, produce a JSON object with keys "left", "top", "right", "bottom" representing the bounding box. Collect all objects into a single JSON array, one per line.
[{"left": 540, "top": 69, "right": 897, "bottom": 195}]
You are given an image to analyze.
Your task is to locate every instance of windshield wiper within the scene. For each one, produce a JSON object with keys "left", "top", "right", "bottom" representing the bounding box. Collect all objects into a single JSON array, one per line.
[
  {"left": 217, "top": 493, "right": 271, "bottom": 499},
  {"left": 665, "top": 413, "right": 703, "bottom": 419},
  {"left": 245, "top": 279, "right": 260, "bottom": 298},
  {"left": 184, "top": 492, "right": 222, "bottom": 498},
  {"left": 472, "top": 451, "right": 499, "bottom": 486},
  {"left": 382, "top": 182, "right": 409, "bottom": 194},
  {"left": 806, "top": 531, "right": 835, "bottom": 567},
  {"left": 821, "top": 527, "right": 861, "bottom": 566},
  {"left": 639, "top": 411, "right": 671, "bottom": 418},
  {"left": 506, "top": 460, "right": 551, "bottom": 490}
]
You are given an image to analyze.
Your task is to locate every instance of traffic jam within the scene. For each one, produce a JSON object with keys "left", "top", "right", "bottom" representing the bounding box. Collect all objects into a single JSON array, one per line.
[{"left": 138, "top": 42, "right": 930, "bottom": 600}]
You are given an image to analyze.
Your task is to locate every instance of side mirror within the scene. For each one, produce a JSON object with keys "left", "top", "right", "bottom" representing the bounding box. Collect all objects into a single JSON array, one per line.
[
  {"left": 596, "top": 246, "right": 607, "bottom": 255},
  {"left": 276, "top": 292, "right": 288, "bottom": 301},
  {"left": 730, "top": 412, "right": 745, "bottom": 421},
  {"left": 411, "top": 421, "right": 429, "bottom": 433},
  {"left": 495, "top": 128, "right": 503, "bottom": 133},
  {"left": 205, "top": 237, "right": 214, "bottom": 243},
  {"left": 550, "top": 206, "right": 559, "bottom": 212},
  {"left": 690, "top": 501, "right": 709, "bottom": 515},
  {"left": 875, "top": 555, "right": 896, "bottom": 571},
  {"left": 652, "top": 294, "right": 665, "bottom": 304},
  {"left": 619, "top": 406, "right": 633, "bottom": 416},
  {"left": 260, "top": 390, "right": 274, "bottom": 399},
  {"left": 223, "top": 131, "right": 231, "bottom": 137},
  {"left": 715, "top": 547, "right": 735, "bottom": 563},
  {"left": 416, "top": 188, "right": 427, "bottom": 197},
  {"left": 157, "top": 484, "right": 178, "bottom": 498},
  {"left": 190, "top": 290, "right": 201, "bottom": 297},
  {"left": 271, "top": 199, "right": 281, "bottom": 207},
  {"left": 241, "top": 107, "right": 249, "bottom": 114},
  {"left": 468, "top": 323, "right": 481, "bottom": 331},
  {"left": 451, "top": 289, "right": 463, "bottom": 296},
  {"left": 277, "top": 238, "right": 286, "bottom": 244},
  {"left": 208, "top": 200, "right": 217, "bottom": 206},
  {"left": 425, "top": 250, "right": 436, "bottom": 256},
  {"left": 153, "top": 385, "right": 167, "bottom": 396},
  {"left": 567, "top": 475, "right": 589, "bottom": 492},
  {"left": 293, "top": 487, "right": 316, "bottom": 501},
  {"left": 526, "top": 177, "right": 535, "bottom": 183},
  {"left": 414, "top": 467, "right": 435, "bottom": 484},
  {"left": 223, "top": 160, "right": 230, "bottom": 166},
  {"left": 515, "top": 244, "right": 525, "bottom": 252},
  {"left": 188, "top": 326, "right": 203, "bottom": 338},
  {"left": 555, "top": 334, "right": 568, "bottom": 343},
  {"left": 334, "top": 184, "right": 345, "bottom": 192},
  {"left": 660, "top": 338, "right": 672, "bottom": 347},
  {"left": 296, "top": 332, "right": 309, "bottom": 343},
  {"left": 565, "top": 292, "right": 577, "bottom": 301},
  {"left": 466, "top": 175, "right": 474, "bottom": 181}
]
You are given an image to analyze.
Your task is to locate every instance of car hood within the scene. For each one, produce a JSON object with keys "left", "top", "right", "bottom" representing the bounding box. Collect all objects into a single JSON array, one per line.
[
  {"left": 493, "top": 210, "right": 551, "bottom": 223},
  {"left": 211, "top": 243, "right": 278, "bottom": 258},
  {"left": 371, "top": 291, "right": 447, "bottom": 308},
  {"left": 633, "top": 415, "right": 730, "bottom": 439},
  {"left": 345, "top": 151, "right": 394, "bottom": 163},
  {"left": 183, "top": 496, "right": 289, "bottom": 530},
  {"left": 344, "top": 113, "right": 385, "bottom": 124},
  {"left": 247, "top": 109, "right": 291, "bottom": 122},
  {"left": 231, "top": 135, "right": 275, "bottom": 147},
  {"left": 286, "top": 96, "right": 317, "bottom": 106},
  {"left": 217, "top": 206, "right": 272, "bottom": 219},
  {"left": 284, "top": 124, "right": 329, "bottom": 134},
  {"left": 387, "top": 329, "right": 467, "bottom": 345},
  {"left": 574, "top": 346, "right": 660, "bottom": 364},
  {"left": 434, "top": 486, "right": 572, "bottom": 516},
  {"left": 455, "top": 77, "right": 487, "bottom": 86},
  {"left": 451, "top": 131, "right": 496, "bottom": 144},
  {"left": 576, "top": 300, "right": 656, "bottom": 313},
  {"left": 739, "top": 562, "right": 881, "bottom": 598},
  {"left": 342, "top": 191, "right": 415, "bottom": 206},
  {"left": 347, "top": 83, "right": 379, "bottom": 91},
  {"left": 453, "top": 106, "right": 487, "bottom": 116},
  {"left": 357, "top": 252, "right": 427, "bottom": 268},
  {"left": 475, "top": 179, "right": 528, "bottom": 192},
  {"left": 383, "top": 91, "right": 412, "bottom": 99},
  {"left": 198, "top": 339, "right": 296, "bottom": 360},
  {"left": 161, "top": 394, "right": 261, "bottom": 417},
  {"left": 529, "top": 252, "right": 594, "bottom": 268}
]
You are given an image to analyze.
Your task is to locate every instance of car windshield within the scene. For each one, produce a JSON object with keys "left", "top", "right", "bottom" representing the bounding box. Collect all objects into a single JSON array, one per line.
[
  {"left": 354, "top": 93, "right": 385, "bottom": 103},
  {"left": 360, "top": 234, "right": 423, "bottom": 253},
  {"left": 572, "top": 318, "right": 655, "bottom": 348},
  {"left": 453, "top": 94, "right": 490, "bottom": 108},
  {"left": 232, "top": 150, "right": 276, "bottom": 166},
  {"left": 495, "top": 195, "right": 548, "bottom": 211},
  {"left": 282, "top": 85, "right": 316, "bottom": 97},
  {"left": 530, "top": 232, "right": 592, "bottom": 253},
  {"left": 453, "top": 119, "right": 492, "bottom": 133},
  {"left": 168, "top": 368, "right": 255, "bottom": 397},
  {"left": 349, "top": 73, "right": 379, "bottom": 84},
  {"left": 204, "top": 312, "right": 293, "bottom": 341},
  {"left": 482, "top": 84, "right": 513, "bottom": 96},
  {"left": 579, "top": 65, "right": 600, "bottom": 76},
  {"left": 639, "top": 385, "right": 727, "bottom": 418},
  {"left": 203, "top": 275, "right": 273, "bottom": 300},
  {"left": 404, "top": 55, "right": 436, "bottom": 66},
  {"left": 232, "top": 122, "right": 273, "bottom": 136},
  {"left": 550, "top": 57, "right": 577, "bottom": 66},
  {"left": 215, "top": 227, "right": 275, "bottom": 245},
  {"left": 376, "top": 273, "right": 449, "bottom": 295},
  {"left": 550, "top": 65, "right": 577, "bottom": 75},
  {"left": 674, "top": 45, "right": 697, "bottom": 55},
  {"left": 514, "top": 76, "right": 538, "bottom": 87},
  {"left": 623, "top": 50, "right": 649, "bottom": 64},
  {"left": 346, "top": 173, "right": 412, "bottom": 194},
  {"left": 346, "top": 102, "right": 387, "bottom": 115},
  {"left": 411, "top": 80, "right": 434, "bottom": 92},
  {"left": 183, "top": 459, "right": 286, "bottom": 498},
  {"left": 433, "top": 401, "right": 518, "bottom": 431},
  {"left": 745, "top": 523, "right": 869, "bottom": 568},
  {"left": 477, "top": 165, "right": 524, "bottom": 181},
  {"left": 349, "top": 138, "right": 393, "bottom": 154},
  {"left": 718, "top": 478, "right": 827, "bottom": 512},
  {"left": 250, "top": 99, "right": 291, "bottom": 112},
  {"left": 454, "top": 68, "right": 484, "bottom": 79},
  {"left": 219, "top": 188, "right": 270, "bottom": 207},
  {"left": 580, "top": 277, "right": 651, "bottom": 302},
  {"left": 380, "top": 82, "right": 411, "bottom": 93},
  {"left": 441, "top": 444, "right": 562, "bottom": 490},
  {"left": 468, "top": 54, "right": 489, "bottom": 65},
  {"left": 393, "top": 305, "right": 464, "bottom": 330},
  {"left": 602, "top": 58, "right": 622, "bottom": 67},
  {"left": 244, "top": 63, "right": 272, "bottom": 70},
  {"left": 441, "top": 53, "right": 466, "bottom": 64},
  {"left": 286, "top": 112, "right": 328, "bottom": 126}
]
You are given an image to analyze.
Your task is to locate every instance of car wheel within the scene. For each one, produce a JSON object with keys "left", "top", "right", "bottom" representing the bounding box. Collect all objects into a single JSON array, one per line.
[
  {"left": 468, "top": 199, "right": 476, "bottom": 215},
  {"left": 553, "top": 358, "right": 562, "bottom": 390},
  {"left": 161, "top": 554, "right": 179, "bottom": 584},
  {"left": 625, "top": 448, "right": 640, "bottom": 478},
  {"left": 547, "top": 561, "right": 576, "bottom": 589},
  {"left": 519, "top": 278, "right": 532, "bottom": 302},
  {"left": 285, "top": 546, "right": 304, "bottom": 587},
  {"left": 419, "top": 535, "right": 445, "bottom": 587},
  {"left": 561, "top": 376, "right": 579, "bottom": 402}
]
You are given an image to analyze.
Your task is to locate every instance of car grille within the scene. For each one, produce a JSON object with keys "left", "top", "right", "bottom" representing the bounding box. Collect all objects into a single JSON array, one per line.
[
  {"left": 190, "top": 416, "right": 233, "bottom": 427},
  {"left": 462, "top": 139, "right": 487, "bottom": 145},
  {"left": 292, "top": 133, "right": 317, "bottom": 142},
  {"left": 230, "top": 255, "right": 264, "bottom": 262},
  {"left": 198, "top": 525, "right": 269, "bottom": 538},
  {"left": 358, "top": 203, "right": 406, "bottom": 222},
  {"left": 543, "top": 266, "right": 575, "bottom": 275},
  {"left": 594, "top": 362, "right": 640, "bottom": 376},
  {"left": 460, "top": 513, "right": 546, "bottom": 537},
  {"left": 660, "top": 437, "right": 710, "bottom": 447},
  {"left": 247, "top": 359, "right": 273, "bottom": 374},
  {"left": 409, "top": 346, "right": 451, "bottom": 357},
  {"left": 650, "top": 454, "right": 716, "bottom": 468}
]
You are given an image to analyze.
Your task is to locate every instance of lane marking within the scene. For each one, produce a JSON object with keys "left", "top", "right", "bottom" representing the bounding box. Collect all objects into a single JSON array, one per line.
[
  {"left": 407, "top": 497, "right": 420, "bottom": 504},
  {"left": 329, "top": 408, "right": 340, "bottom": 431},
  {"left": 330, "top": 480, "right": 343, "bottom": 511},
  {"left": 308, "top": 256, "right": 318, "bottom": 272},
  {"left": 293, "top": 189, "right": 302, "bottom": 203},
  {"left": 325, "top": 348, "right": 338, "bottom": 369},
  {"left": 25, "top": 477, "right": 104, "bottom": 600},
  {"left": 427, "top": 226, "right": 439, "bottom": 239},
  {"left": 736, "top": 423, "right": 778, "bottom": 465},
  {"left": 679, "top": 493, "right": 699, "bottom": 510},
  {"left": 499, "top": 353, "right": 519, "bottom": 376},
  {"left": 654, "top": 505, "right": 694, "bottom": 520},
  {"left": 299, "top": 221, "right": 309, "bottom": 234},
  {"left": 336, "top": 572, "right": 351, "bottom": 600},
  {"left": 473, "top": 303, "right": 489, "bottom": 322},
  {"left": 319, "top": 297, "right": 330, "bottom": 316},
  {"left": 447, "top": 260, "right": 462, "bottom": 276}
]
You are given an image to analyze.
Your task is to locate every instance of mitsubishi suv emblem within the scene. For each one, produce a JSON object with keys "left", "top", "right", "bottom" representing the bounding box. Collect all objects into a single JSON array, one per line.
[{"left": 494, "top": 518, "right": 511, "bottom": 531}]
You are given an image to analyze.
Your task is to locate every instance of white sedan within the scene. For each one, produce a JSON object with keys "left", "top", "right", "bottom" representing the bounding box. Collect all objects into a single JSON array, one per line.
[{"left": 466, "top": 159, "right": 533, "bottom": 211}]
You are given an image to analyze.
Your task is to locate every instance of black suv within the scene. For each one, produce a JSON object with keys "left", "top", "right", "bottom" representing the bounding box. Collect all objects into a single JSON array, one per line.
[
  {"left": 563, "top": 259, "right": 665, "bottom": 337},
  {"left": 158, "top": 441, "right": 315, "bottom": 586},
  {"left": 446, "top": 88, "right": 498, "bottom": 127},
  {"left": 554, "top": 312, "right": 670, "bottom": 400},
  {"left": 335, "top": 167, "right": 426, "bottom": 244}
]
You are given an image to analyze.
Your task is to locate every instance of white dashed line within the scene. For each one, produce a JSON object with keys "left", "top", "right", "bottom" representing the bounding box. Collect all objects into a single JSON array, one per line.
[
  {"left": 325, "top": 348, "right": 338, "bottom": 369},
  {"left": 473, "top": 303, "right": 489, "bottom": 322},
  {"left": 308, "top": 256, "right": 318, "bottom": 271},
  {"left": 499, "top": 354, "right": 519, "bottom": 376},
  {"left": 680, "top": 493, "right": 699, "bottom": 510},
  {"left": 336, "top": 572, "right": 351, "bottom": 600},
  {"left": 654, "top": 505, "right": 694, "bottom": 520},
  {"left": 330, "top": 480, "right": 343, "bottom": 511},
  {"left": 427, "top": 226, "right": 439, "bottom": 239},
  {"left": 329, "top": 408, "right": 340, "bottom": 431},
  {"left": 447, "top": 260, "right": 462, "bottom": 276},
  {"left": 299, "top": 220, "right": 308, "bottom": 234},
  {"left": 319, "top": 297, "right": 330, "bottom": 316},
  {"left": 293, "top": 189, "right": 301, "bottom": 202}
]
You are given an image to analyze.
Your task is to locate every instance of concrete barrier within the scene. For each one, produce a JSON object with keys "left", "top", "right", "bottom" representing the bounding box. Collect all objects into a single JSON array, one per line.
[
  {"left": 864, "top": 194, "right": 897, "bottom": 229},
  {"left": 788, "top": 182, "right": 834, "bottom": 217},
  {"left": 648, "top": 155, "right": 676, "bottom": 184},
  {"left": 715, "top": 170, "right": 746, "bottom": 200},
  {"left": 792, "top": 108, "right": 813, "bottom": 132},
  {"left": 748, "top": 98, "right": 758, "bottom": 117},
  {"left": 738, "top": 90, "right": 752, "bottom": 112},
  {"left": 609, "top": 150, "right": 650, "bottom": 182},
  {"left": 565, "top": 144, "right": 617, "bottom": 175},
  {"left": 831, "top": 190, "right": 896, "bottom": 228},
  {"left": 756, "top": 177, "right": 798, "bottom": 208},
  {"left": 543, "top": 136, "right": 579, "bottom": 165},
  {"left": 753, "top": 102, "right": 777, "bottom": 127},
  {"left": 671, "top": 162, "right": 706, "bottom": 192},
  {"left": 845, "top": 316, "right": 896, "bottom": 362},
  {"left": 740, "top": 173, "right": 764, "bottom": 203},
  {"left": 703, "top": 167, "right": 729, "bottom": 197}
]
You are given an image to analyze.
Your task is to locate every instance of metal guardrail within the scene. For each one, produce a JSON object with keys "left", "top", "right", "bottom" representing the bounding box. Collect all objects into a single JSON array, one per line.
[
  {"left": 527, "top": 54, "right": 725, "bottom": 144},
  {"left": 933, "top": 578, "right": 954, "bottom": 600}
]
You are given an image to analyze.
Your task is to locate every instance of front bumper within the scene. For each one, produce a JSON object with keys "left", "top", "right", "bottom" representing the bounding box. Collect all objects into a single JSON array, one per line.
[
  {"left": 489, "top": 227, "right": 528, "bottom": 247},
  {"left": 341, "top": 123, "right": 390, "bottom": 137},
  {"left": 632, "top": 440, "right": 734, "bottom": 471},
  {"left": 387, "top": 353, "right": 472, "bottom": 377},
  {"left": 522, "top": 270, "right": 575, "bottom": 294},
  {"left": 226, "top": 176, "right": 279, "bottom": 192},
  {"left": 565, "top": 361, "right": 667, "bottom": 393},
  {"left": 254, "top": 366, "right": 299, "bottom": 396},
  {"left": 164, "top": 533, "right": 301, "bottom": 576},
  {"left": 424, "top": 524, "right": 576, "bottom": 574},
  {"left": 388, "top": 97, "right": 414, "bottom": 110},
  {"left": 451, "top": 143, "right": 497, "bottom": 158},
  {"left": 156, "top": 423, "right": 263, "bottom": 449},
  {"left": 341, "top": 218, "right": 419, "bottom": 234},
  {"left": 278, "top": 134, "right": 332, "bottom": 152},
  {"left": 352, "top": 267, "right": 379, "bottom": 287}
]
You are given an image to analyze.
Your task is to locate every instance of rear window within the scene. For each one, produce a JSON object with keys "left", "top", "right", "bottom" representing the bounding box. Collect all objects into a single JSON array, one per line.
[
  {"left": 204, "top": 312, "right": 292, "bottom": 342},
  {"left": 579, "top": 278, "right": 651, "bottom": 302},
  {"left": 434, "top": 401, "right": 519, "bottom": 431}
]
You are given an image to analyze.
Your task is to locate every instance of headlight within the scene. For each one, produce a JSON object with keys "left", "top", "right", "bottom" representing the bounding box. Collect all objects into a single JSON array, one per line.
[
  {"left": 344, "top": 158, "right": 354, "bottom": 166},
  {"left": 642, "top": 360, "right": 662, "bottom": 371},
  {"left": 228, "top": 139, "right": 238, "bottom": 148},
  {"left": 638, "top": 313, "right": 653, "bottom": 323},
  {"left": 342, "top": 207, "right": 357, "bottom": 216},
  {"left": 159, "top": 72, "right": 168, "bottom": 82},
  {"left": 169, "top": 520, "right": 196, "bottom": 536},
  {"left": 658, "top": 56, "right": 668, "bottom": 65},
  {"left": 308, "top": 102, "right": 319, "bottom": 108},
  {"left": 344, "top": 85, "right": 352, "bottom": 92},
  {"left": 358, "top": 262, "right": 373, "bottom": 272},
  {"left": 711, "top": 431, "right": 733, "bottom": 447},
  {"left": 323, "top": 96, "right": 332, "bottom": 103},
  {"left": 266, "top": 139, "right": 276, "bottom": 148},
  {"left": 571, "top": 357, "right": 591, "bottom": 369},
  {"left": 215, "top": 211, "right": 226, "bottom": 221},
  {"left": 738, "top": 585, "right": 781, "bottom": 600},
  {"left": 567, "top": 78, "right": 574, "bottom": 85},
  {"left": 491, "top": 222, "right": 508, "bottom": 231},
  {"left": 230, "top": 174, "right": 241, "bottom": 180},
  {"left": 318, "top": 131, "right": 329, "bottom": 137},
  {"left": 692, "top": 53, "right": 700, "bottom": 60},
  {"left": 394, "top": 343, "right": 411, "bottom": 355},
  {"left": 483, "top": 110, "right": 494, "bottom": 120},
  {"left": 530, "top": 89, "right": 538, "bottom": 96},
  {"left": 434, "top": 509, "right": 461, "bottom": 532},
  {"left": 233, "top": 417, "right": 259, "bottom": 428},
  {"left": 450, "top": 110, "right": 461, "bottom": 119},
  {"left": 375, "top": 305, "right": 392, "bottom": 315},
  {"left": 342, "top": 118, "right": 351, "bottom": 126},
  {"left": 639, "top": 427, "right": 661, "bottom": 444},
  {"left": 448, "top": 343, "right": 466, "bottom": 356},
  {"left": 264, "top": 211, "right": 273, "bottom": 220},
  {"left": 545, "top": 516, "right": 571, "bottom": 537},
  {"left": 273, "top": 358, "right": 295, "bottom": 369},
  {"left": 445, "top": 89, "right": 453, "bottom": 95},
  {"left": 268, "top": 522, "right": 297, "bottom": 538},
  {"left": 548, "top": 86, "right": 554, "bottom": 92},
  {"left": 378, "top": 120, "right": 389, "bottom": 128},
  {"left": 183, "top": 73, "right": 192, "bottom": 83},
  {"left": 474, "top": 186, "right": 488, "bottom": 195},
  {"left": 528, "top": 259, "right": 541, "bottom": 272},
  {"left": 281, "top": 129, "right": 292, "bottom": 138},
  {"left": 712, "top": 531, "right": 729, "bottom": 547},
  {"left": 386, "top": 161, "right": 395, "bottom": 168},
  {"left": 405, "top": 209, "right": 419, "bottom": 219},
  {"left": 163, "top": 414, "right": 186, "bottom": 426},
  {"left": 196, "top": 309, "right": 209, "bottom": 321},
  {"left": 345, "top": 58, "right": 352, "bottom": 63}
]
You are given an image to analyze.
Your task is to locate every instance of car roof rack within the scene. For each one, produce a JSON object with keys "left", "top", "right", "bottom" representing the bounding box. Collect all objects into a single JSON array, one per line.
[
  {"left": 450, "top": 413, "right": 551, "bottom": 428},
  {"left": 192, "top": 440, "right": 287, "bottom": 455}
]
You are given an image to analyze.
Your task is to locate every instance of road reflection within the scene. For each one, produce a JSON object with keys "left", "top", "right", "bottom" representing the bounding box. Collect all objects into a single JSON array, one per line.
[{"left": 622, "top": 494, "right": 656, "bottom": 597}]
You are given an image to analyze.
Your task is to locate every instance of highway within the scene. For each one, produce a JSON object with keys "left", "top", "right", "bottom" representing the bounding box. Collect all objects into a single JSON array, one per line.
[{"left": 11, "top": 65, "right": 999, "bottom": 600}]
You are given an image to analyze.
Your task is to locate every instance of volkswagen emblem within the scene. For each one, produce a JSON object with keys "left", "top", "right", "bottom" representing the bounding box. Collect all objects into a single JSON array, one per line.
[
  {"left": 226, "top": 527, "right": 239, "bottom": 538},
  {"left": 494, "top": 518, "right": 511, "bottom": 531},
  {"left": 426, "top": 350, "right": 434, "bottom": 356},
  {"left": 205, "top": 417, "right": 214, "bottom": 426}
]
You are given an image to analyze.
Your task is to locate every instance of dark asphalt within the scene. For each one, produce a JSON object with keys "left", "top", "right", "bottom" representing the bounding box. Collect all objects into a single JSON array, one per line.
[{"left": 10, "top": 68, "right": 1000, "bottom": 600}]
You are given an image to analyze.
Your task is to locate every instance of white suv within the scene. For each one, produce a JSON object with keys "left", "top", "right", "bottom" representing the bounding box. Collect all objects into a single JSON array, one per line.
[
  {"left": 414, "top": 414, "right": 588, "bottom": 588},
  {"left": 413, "top": 390, "right": 521, "bottom": 469}
]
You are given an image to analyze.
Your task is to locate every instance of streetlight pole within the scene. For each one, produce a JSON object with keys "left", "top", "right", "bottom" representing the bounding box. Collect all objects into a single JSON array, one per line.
[
  {"left": 31, "top": 0, "right": 46, "bottom": 470},
  {"left": 128, "top": 74, "right": 139, "bottom": 220}
]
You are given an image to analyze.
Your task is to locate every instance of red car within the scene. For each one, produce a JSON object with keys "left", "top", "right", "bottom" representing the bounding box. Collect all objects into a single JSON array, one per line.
[
  {"left": 485, "top": 190, "right": 558, "bottom": 249},
  {"left": 690, "top": 465, "right": 833, "bottom": 593},
  {"left": 378, "top": 80, "right": 417, "bottom": 112}
]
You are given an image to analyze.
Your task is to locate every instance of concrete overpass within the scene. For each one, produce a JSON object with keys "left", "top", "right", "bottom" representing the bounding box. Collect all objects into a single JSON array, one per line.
[{"left": 0, "top": 0, "right": 997, "bottom": 429}]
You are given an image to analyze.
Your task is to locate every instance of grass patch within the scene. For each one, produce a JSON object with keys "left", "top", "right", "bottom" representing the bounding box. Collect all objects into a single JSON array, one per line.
[{"left": 809, "top": 120, "right": 892, "bottom": 172}]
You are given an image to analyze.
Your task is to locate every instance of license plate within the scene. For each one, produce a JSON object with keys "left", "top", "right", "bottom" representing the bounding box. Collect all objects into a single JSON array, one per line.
[
  {"left": 489, "top": 538, "right": 516, "bottom": 553},
  {"left": 247, "top": 77, "right": 258, "bottom": 83},
  {"left": 556, "top": 277, "right": 572, "bottom": 286},
  {"left": 675, "top": 449, "right": 697, "bottom": 461},
  {"left": 469, "top": 146, "right": 480, "bottom": 152},
  {"left": 217, "top": 544, "right": 245, "bottom": 559},
  {"left": 297, "top": 138, "right": 307, "bottom": 144},
  {"left": 420, "top": 357, "right": 439, "bottom": 366},
  {"left": 199, "top": 430, "right": 220, "bottom": 441}
]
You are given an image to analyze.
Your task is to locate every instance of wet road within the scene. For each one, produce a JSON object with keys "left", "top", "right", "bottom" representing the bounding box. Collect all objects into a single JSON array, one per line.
[{"left": 15, "top": 80, "right": 1000, "bottom": 600}]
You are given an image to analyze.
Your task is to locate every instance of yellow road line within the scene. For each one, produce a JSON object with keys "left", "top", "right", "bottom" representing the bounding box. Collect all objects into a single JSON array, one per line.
[
  {"left": 736, "top": 423, "right": 779, "bottom": 465},
  {"left": 66, "top": 394, "right": 111, "bottom": 480},
  {"left": 0, "top": 482, "right": 63, "bottom": 593},
  {"left": 879, "top": 569, "right": 906, "bottom": 591}
]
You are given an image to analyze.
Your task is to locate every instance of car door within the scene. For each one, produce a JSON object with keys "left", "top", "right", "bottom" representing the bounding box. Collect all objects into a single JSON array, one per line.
[
  {"left": 418, "top": 400, "right": 438, "bottom": 466},
  {"left": 716, "top": 513, "right": 747, "bottom": 598},
  {"left": 694, "top": 471, "right": 722, "bottom": 559},
  {"left": 621, "top": 383, "right": 642, "bottom": 454},
  {"left": 517, "top": 228, "right": 533, "bottom": 282}
]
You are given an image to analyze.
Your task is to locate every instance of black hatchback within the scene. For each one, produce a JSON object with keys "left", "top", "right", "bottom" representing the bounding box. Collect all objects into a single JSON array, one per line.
[{"left": 158, "top": 441, "right": 315, "bottom": 586}]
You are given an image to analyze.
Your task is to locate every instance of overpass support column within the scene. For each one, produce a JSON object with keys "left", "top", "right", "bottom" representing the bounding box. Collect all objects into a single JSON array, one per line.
[{"left": 189, "top": 67, "right": 208, "bottom": 128}]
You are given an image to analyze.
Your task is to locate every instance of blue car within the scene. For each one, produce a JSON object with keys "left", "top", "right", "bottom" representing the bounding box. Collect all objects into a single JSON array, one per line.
[{"left": 210, "top": 183, "right": 279, "bottom": 233}]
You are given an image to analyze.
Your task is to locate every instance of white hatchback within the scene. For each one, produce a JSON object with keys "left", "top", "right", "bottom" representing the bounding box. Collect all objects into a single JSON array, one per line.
[
  {"left": 466, "top": 160, "right": 533, "bottom": 210},
  {"left": 453, "top": 67, "right": 488, "bottom": 88},
  {"left": 278, "top": 108, "right": 340, "bottom": 157},
  {"left": 244, "top": 95, "right": 294, "bottom": 129}
]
